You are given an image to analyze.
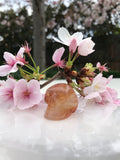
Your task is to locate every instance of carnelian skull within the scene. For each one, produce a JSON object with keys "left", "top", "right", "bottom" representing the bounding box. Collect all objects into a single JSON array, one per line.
[{"left": 44, "top": 83, "right": 78, "bottom": 120}]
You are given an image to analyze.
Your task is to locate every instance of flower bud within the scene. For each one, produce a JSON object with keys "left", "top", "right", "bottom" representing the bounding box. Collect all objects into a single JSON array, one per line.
[
  {"left": 70, "top": 70, "right": 77, "bottom": 77},
  {"left": 69, "top": 39, "right": 77, "bottom": 55}
]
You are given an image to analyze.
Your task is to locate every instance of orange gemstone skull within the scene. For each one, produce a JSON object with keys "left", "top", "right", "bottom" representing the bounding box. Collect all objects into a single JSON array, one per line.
[{"left": 44, "top": 83, "right": 78, "bottom": 120}]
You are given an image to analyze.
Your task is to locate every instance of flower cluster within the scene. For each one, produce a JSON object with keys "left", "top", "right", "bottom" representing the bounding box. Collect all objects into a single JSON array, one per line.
[
  {"left": 46, "top": 0, "right": 120, "bottom": 37},
  {"left": 0, "top": 78, "right": 42, "bottom": 110},
  {"left": 0, "top": 27, "right": 120, "bottom": 117},
  {"left": 84, "top": 73, "right": 120, "bottom": 105}
]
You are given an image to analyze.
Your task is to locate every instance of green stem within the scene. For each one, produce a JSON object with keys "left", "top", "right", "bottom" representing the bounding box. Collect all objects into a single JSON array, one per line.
[
  {"left": 24, "top": 64, "right": 35, "bottom": 72},
  {"left": 40, "top": 65, "right": 54, "bottom": 74},
  {"left": 29, "top": 55, "right": 37, "bottom": 69},
  {"left": 68, "top": 52, "right": 71, "bottom": 62},
  {"left": 94, "top": 67, "right": 98, "bottom": 69},
  {"left": 72, "top": 52, "right": 79, "bottom": 64},
  {"left": 20, "top": 68, "right": 33, "bottom": 75},
  {"left": 70, "top": 82, "right": 85, "bottom": 96}
]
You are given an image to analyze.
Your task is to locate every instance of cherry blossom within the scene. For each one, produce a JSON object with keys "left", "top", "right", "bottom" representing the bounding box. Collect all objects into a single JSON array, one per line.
[
  {"left": 0, "top": 78, "right": 16, "bottom": 108},
  {"left": 93, "top": 87, "right": 120, "bottom": 105},
  {"left": 14, "top": 79, "right": 42, "bottom": 110},
  {"left": 48, "top": 0, "right": 119, "bottom": 36},
  {"left": 78, "top": 37, "right": 95, "bottom": 56},
  {"left": 96, "top": 62, "right": 108, "bottom": 72},
  {"left": 84, "top": 73, "right": 120, "bottom": 105},
  {"left": 84, "top": 73, "right": 108, "bottom": 100},
  {"left": 0, "top": 47, "right": 25, "bottom": 76}
]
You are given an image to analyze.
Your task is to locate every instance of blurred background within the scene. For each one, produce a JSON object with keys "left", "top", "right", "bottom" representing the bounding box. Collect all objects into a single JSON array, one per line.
[{"left": 0, "top": 0, "right": 120, "bottom": 77}]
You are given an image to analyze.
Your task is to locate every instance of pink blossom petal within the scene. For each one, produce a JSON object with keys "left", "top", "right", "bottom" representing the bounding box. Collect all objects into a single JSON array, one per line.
[
  {"left": 16, "top": 47, "right": 26, "bottom": 65},
  {"left": 6, "top": 78, "right": 17, "bottom": 89},
  {"left": 57, "top": 60, "right": 65, "bottom": 68},
  {"left": 96, "top": 62, "right": 101, "bottom": 68},
  {"left": 0, "top": 78, "right": 16, "bottom": 108},
  {"left": 28, "top": 80, "right": 42, "bottom": 103},
  {"left": 3, "top": 52, "right": 16, "bottom": 65},
  {"left": 78, "top": 37, "right": 95, "bottom": 56},
  {"left": 15, "top": 56, "right": 25, "bottom": 65},
  {"left": 94, "top": 95, "right": 103, "bottom": 103},
  {"left": 53, "top": 27, "right": 87, "bottom": 47},
  {"left": 14, "top": 79, "right": 42, "bottom": 110},
  {"left": 28, "top": 79, "right": 41, "bottom": 92},
  {"left": 17, "top": 47, "right": 25, "bottom": 57},
  {"left": 53, "top": 37, "right": 65, "bottom": 44},
  {"left": 69, "top": 39, "right": 77, "bottom": 54},
  {"left": 52, "top": 47, "right": 65, "bottom": 63},
  {"left": 14, "top": 79, "right": 28, "bottom": 96},
  {"left": 9, "top": 63, "right": 18, "bottom": 73},
  {"left": 84, "top": 73, "right": 107, "bottom": 94},
  {"left": 93, "top": 73, "right": 107, "bottom": 90},
  {"left": 84, "top": 84, "right": 94, "bottom": 95},
  {"left": 107, "top": 75, "right": 113, "bottom": 84},
  {"left": 85, "top": 91, "right": 100, "bottom": 99},
  {"left": 94, "top": 73, "right": 103, "bottom": 81},
  {"left": 71, "top": 32, "right": 83, "bottom": 46},
  {"left": 0, "top": 90, "right": 14, "bottom": 107},
  {"left": 58, "top": 27, "right": 71, "bottom": 45},
  {"left": 14, "top": 80, "right": 32, "bottom": 109},
  {"left": 100, "top": 90, "right": 113, "bottom": 103},
  {"left": 0, "top": 65, "right": 12, "bottom": 76},
  {"left": 107, "top": 87, "right": 117, "bottom": 99},
  {"left": 114, "top": 99, "right": 120, "bottom": 105}
]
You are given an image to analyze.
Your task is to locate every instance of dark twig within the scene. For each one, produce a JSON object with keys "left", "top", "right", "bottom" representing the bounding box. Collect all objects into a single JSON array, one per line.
[{"left": 40, "top": 71, "right": 62, "bottom": 89}]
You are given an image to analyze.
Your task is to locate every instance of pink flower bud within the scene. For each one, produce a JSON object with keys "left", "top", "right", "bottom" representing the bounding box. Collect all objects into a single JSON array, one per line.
[
  {"left": 24, "top": 41, "right": 31, "bottom": 56},
  {"left": 69, "top": 39, "right": 77, "bottom": 55}
]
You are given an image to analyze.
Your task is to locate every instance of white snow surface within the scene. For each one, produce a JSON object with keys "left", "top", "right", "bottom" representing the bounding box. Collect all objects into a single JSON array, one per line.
[{"left": 0, "top": 79, "right": 120, "bottom": 160}]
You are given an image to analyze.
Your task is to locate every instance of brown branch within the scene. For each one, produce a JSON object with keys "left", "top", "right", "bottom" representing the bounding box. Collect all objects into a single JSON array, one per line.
[{"left": 40, "top": 71, "right": 62, "bottom": 89}]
